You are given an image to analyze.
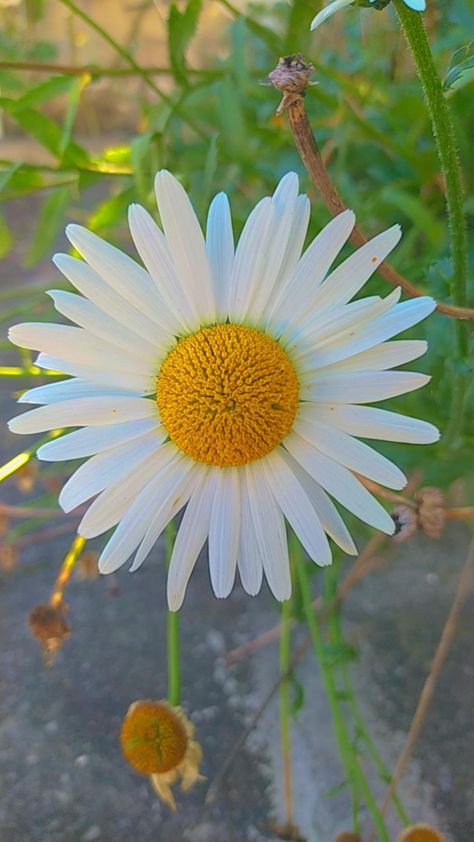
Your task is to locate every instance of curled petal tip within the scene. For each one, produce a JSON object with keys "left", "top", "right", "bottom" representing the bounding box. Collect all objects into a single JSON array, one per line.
[{"left": 310, "top": 0, "right": 355, "bottom": 31}]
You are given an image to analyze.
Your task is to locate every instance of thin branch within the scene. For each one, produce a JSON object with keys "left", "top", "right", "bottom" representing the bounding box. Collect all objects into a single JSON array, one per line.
[
  {"left": 367, "top": 531, "right": 474, "bottom": 842},
  {"left": 267, "top": 56, "right": 474, "bottom": 321},
  {"left": 0, "top": 60, "right": 217, "bottom": 78}
]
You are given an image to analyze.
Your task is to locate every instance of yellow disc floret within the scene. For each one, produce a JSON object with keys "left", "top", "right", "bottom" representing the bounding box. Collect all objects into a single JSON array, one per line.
[
  {"left": 120, "top": 700, "right": 188, "bottom": 775},
  {"left": 156, "top": 323, "right": 299, "bottom": 467}
]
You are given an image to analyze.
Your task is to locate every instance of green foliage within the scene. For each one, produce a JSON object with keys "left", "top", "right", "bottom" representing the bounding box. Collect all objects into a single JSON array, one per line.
[
  {"left": 0, "top": 0, "right": 472, "bottom": 483},
  {"left": 168, "top": 0, "right": 203, "bottom": 84}
]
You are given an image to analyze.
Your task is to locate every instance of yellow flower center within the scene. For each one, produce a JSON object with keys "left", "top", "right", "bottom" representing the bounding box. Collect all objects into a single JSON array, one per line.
[
  {"left": 120, "top": 700, "right": 188, "bottom": 775},
  {"left": 156, "top": 323, "right": 299, "bottom": 467}
]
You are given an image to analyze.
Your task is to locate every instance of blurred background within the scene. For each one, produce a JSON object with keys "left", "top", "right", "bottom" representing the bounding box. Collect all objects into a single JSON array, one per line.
[{"left": 0, "top": 1, "right": 473, "bottom": 840}]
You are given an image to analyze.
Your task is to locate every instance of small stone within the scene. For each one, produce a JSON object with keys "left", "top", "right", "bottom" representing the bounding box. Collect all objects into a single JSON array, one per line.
[
  {"left": 74, "top": 754, "right": 89, "bottom": 768},
  {"left": 82, "top": 825, "right": 101, "bottom": 841}
]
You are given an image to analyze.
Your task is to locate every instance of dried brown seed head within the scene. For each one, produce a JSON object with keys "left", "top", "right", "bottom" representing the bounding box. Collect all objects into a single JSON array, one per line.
[
  {"left": 28, "top": 602, "right": 70, "bottom": 666},
  {"left": 397, "top": 822, "right": 445, "bottom": 842},
  {"left": 416, "top": 486, "right": 447, "bottom": 539}
]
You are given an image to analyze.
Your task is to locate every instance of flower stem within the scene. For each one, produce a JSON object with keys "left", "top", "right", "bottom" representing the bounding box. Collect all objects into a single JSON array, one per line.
[
  {"left": 293, "top": 537, "right": 390, "bottom": 841},
  {"left": 165, "top": 521, "right": 181, "bottom": 706},
  {"left": 279, "top": 592, "right": 293, "bottom": 825},
  {"left": 324, "top": 563, "right": 410, "bottom": 826},
  {"left": 394, "top": 0, "right": 470, "bottom": 445}
]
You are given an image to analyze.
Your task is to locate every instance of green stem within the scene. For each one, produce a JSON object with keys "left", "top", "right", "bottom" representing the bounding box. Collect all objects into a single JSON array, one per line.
[
  {"left": 293, "top": 538, "right": 389, "bottom": 842},
  {"left": 394, "top": 0, "right": 470, "bottom": 445},
  {"left": 324, "top": 564, "right": 410, "bottom": 827},
  {"left": 279, "top": 592, "right": 293, "bottom": 825},
  {"left": 165, "top": 521, "right": 181, "bottom": 706},
  {"left": 57, "top": 0, "right": 205, "bottom": 140}
]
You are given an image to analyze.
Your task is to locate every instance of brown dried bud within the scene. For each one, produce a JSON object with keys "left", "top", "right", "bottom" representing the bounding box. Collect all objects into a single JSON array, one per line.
[
  {"left": 397, "top": 822, "right": 445, "bottom": 842},
  {"left": 334, "top": 833, "right": 362, "bottom": 842},
  {"left": 268, "top": 54, "right": 314, "bottom": 94},
  {"left": 28, "top": 602, "right": 71, "bottom": 666},
  {"left": 0, "top": 543, "right": 18, "bottom": 572},
  {"left": 416, "top": 486, "right": 447, "bottom": 539},
  {"left": 268, "top": 821, "right": 306, "bottom": 842},
  {"left": 391, "top": 505, "right": 418, "bottom": 543},
  {"left": 14, "top": 461, "right": 38, "bottom": 494}
]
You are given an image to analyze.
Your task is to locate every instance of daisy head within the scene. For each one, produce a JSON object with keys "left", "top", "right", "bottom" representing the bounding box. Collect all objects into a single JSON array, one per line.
[
  {"left": 310, "top": 0, "right": 426, "bottom": 32},
  {"left": 9, "top": 170, "right": 439, "bottom": 609},
  {"left": 120, "top": 699, "right": 203, "bottom": 810}
]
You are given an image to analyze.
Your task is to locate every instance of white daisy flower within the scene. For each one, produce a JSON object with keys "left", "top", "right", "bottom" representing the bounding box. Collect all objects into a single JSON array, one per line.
[
  {"left": 8, "top": 171, "right": 439, "bottom": 609},
  {"left": 310, "top": 0, "right": 426, "bottom": 32}
]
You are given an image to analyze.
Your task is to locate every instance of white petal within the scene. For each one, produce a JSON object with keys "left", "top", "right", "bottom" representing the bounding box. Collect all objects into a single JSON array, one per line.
[
  {"left": 37, "top": 419, "right": 161, "bottom": 461},
  {"left": 65, "top": 224, "right": 169, "bottom": 329},
  {"left": 245, "top": 463, "right": 291, "bottom": 601},
  {"left": 167, "top": 467, "right": 214, "bottom": 611},
  {"left": 303, "top": 296, "right": 435, "bottom": 370},
  {"left": 9, "top": 395, "right": 157, "bottom": 435},
  {"left": 311, "top": 0, "right": 354, "bottom": 31},
  {"left": 315, "top": 340, "right": 428, "bottom": 374},
  {"left": 271, "top": 194, "right": 310, "bottom": 299},
  {"left": 268, "top": 209, "right": 355, "bottom": 333},
  {"left": 294, "top": 413, "right": 407, "bottom": 489},
  {"left": 281, "top": 451, "right": 357, "bottom": 555},
  {"left": 10, "top": 323, "right": 154, "bottom": 379},
  {"left": 291, "top": 289, "right": 401, "bottom": 361},
  {"left": 19, "top": 379, "right": 140, "bottom": 405},
  {"left": 79, "top": 442, "right": 178, "bottom": 538},
  {"left": 53, "top": 254, "right": 166, "bottom": 346},
  {"left": 301, "top": 370, "right": 431, "bottom": 403},
  {"left": 284, "top": 431, "right": 395, "bottom": 535},
  {"left": 262, "top": 449, "right": 332, "bottom": 566},
  {"left": 128, "top": 203, "right": 195, "bottom": 330},
  {"left": 309, "top": 403, "right": 440, "bottom": 444},
  {"left": 208, "top": 467, "right": 240, "bottom": 598},
  {"left": 308, "top": 225, "right": 401, "bottom": 315},
  {"left": 34, "top": 353, "right": 153, "bottom": 394},
  {"left": 98, "top": 452, "right": 194, "bottom": 574},
  {"left": 59, "top": 432, "right": 161, "bottom": 512},
  {"left": 228, "top": 197, "right": 274, "bottom": 321},
  {"left": 272, "top": 172, "right": 299, "bottom": 210},
  {"left": 46, "top": 290, "right": 161, "bottom": 360},
  {"left": 403, "top": 0, "right": 425, "bottom": 10},
  {"left": 206, "top": 192, "right": 234, "bottom": 321},
  {"left": 154, "top": 170, "right": 216, "bottom": 324},
  {"left": 238, "top": 471, "right": 264, "bottom": 596},
  {"left": 248, "top": 176, "right": 299, "bottom": 321},
  {"left": 129, "top": 455, "right": 197, "bottom": 572}
]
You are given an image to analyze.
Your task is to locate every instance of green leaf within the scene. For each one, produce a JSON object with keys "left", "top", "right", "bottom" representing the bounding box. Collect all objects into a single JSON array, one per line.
[
  {"left": 168, "top": 0, "right": 202, "bottom": 84},
  {"left": 0, "top": 212, "right": 13, "bottom": 258},
  {"left": 59, "top": 75, "right": 90, "bottom": 158},
  {"left": 0, "top": 162, "right": 22, "bottom": 194},
  {"left": 443, "top": 43, "right": 474, "bottom": 93},
  {"left": 13, "top": 75, "right": 75, "bottom": 112},
  {"left": 289, "top": 673, "right": 305, "bottom": 716},
  {"left": 87, "top": 188, "right": 134, "bottom": 234},
  {"left": 0, "top": 98, "right": 89, "bottom": 166},
  {"left": 24, "top": 185, "right": 71, "bottom": 266},
  {"left": 218, "top": 75, "right": 246, "bottom": 158},
  {"left": 131, "top": 133, "right": 155, "bottom": 203},
  {"left": 322, "top": 642, "right": 358, "bottom": 668}
]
